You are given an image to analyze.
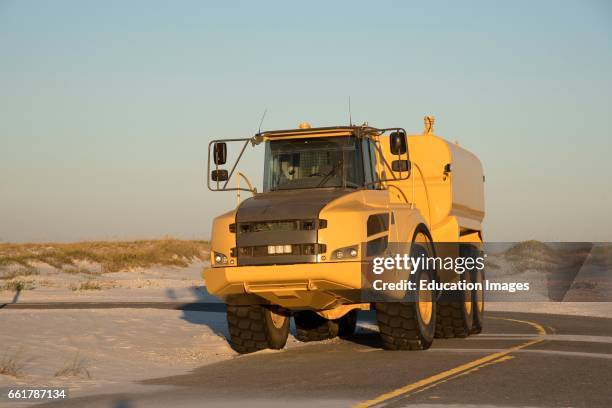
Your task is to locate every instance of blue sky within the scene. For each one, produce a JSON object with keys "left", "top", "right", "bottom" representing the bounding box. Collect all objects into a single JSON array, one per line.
[{"left": 1, "top": 0, "right": 611, "bottom": 242}]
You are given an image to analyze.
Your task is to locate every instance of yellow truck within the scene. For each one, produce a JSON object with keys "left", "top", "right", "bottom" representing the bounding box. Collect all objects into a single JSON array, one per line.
[{"left": 204, "top": 117, "right": 485, "bottom": 353}]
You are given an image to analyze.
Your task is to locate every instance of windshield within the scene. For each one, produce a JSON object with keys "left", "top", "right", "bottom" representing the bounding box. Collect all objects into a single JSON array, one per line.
[{"left": 263, "top": 136, "right": 365, "bottom": 191}]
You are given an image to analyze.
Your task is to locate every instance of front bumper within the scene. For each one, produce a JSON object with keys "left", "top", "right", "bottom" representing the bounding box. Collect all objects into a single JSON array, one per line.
[{"left": 203, "top": 261, "right": 364, "bottom": 309}]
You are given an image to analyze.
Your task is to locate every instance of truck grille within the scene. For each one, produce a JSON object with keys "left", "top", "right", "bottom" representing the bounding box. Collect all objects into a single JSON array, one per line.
[
  {"left": 233, "top": 219, "right": 325, "bottom": 266},
  {"left": 232, "top": 244, "right": 326, "bottom": 257}
]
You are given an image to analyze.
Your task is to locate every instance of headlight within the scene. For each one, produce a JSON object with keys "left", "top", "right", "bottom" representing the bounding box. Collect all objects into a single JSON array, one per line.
[
  {"left": 213, "top": 252, "right": 228, "bottom": 265},
  {"left": 267, "top": 245, "right": 292, "bottom": 255},
  {"left": 331, "top": 245, "right": 359, "bottom": 260}
]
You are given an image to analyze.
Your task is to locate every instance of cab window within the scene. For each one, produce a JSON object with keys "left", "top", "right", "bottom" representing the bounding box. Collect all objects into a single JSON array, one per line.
[{"left": 361, "top": 138, "right": 379, "bottom": 189}]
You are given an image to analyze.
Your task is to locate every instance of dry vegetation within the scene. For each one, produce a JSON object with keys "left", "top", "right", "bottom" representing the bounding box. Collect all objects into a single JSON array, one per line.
[
  {"left": 54, "top": 352, "right": 91, "bottom": 379},
  {"left": 2, "top": 280, "right": 35, "bottom": 291},
  {"left": 0, "top": 239, "right": 210, "bottom": 273},
  {"left": 70, "top": 280, "right": 103, "bottom": 291},
  {"left": 0, "top": 348, "right": 26, "bottom": 378},
  {"left": 61, "top": 265, "right": 100, "bottom": 276},
  {"left": 0, "top": 266, "right": 39, "bottom": 280},
  {"left": 502, "top": 240, "right": 602, "bottom": 274}
]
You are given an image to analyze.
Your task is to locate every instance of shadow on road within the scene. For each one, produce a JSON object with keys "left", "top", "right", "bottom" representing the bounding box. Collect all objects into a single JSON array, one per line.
[
  {"left": 0, "top": 288, "right": 22, "bottom": 308},
  {"left": 163, "top": 289, "right": 386, "bottom": 349},
  {"left": 347, "top": 310, "right": 384, "bottom": 349},
  {"left": 112, "top": 398, "right": 134, "bottom": 408}
]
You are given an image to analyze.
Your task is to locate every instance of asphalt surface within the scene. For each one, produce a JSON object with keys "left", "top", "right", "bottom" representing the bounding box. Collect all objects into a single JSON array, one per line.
[
  {"left": 34, "top": 310, "right": 612, "bottom": 408},
  {"left": 0, "top": 301, "right": 225, "bottom": 312}
]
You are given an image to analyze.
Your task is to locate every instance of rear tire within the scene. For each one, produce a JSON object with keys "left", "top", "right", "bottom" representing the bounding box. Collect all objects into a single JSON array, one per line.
[
  {"left": 337, "top": 310, "right": 358, "bottom": 338},
  {"left": 471, "top": 266, "right": 485, "bottom": 334},
  {"left": 294, "top": 311, "right": 339, "bottom": 342},
  {"left": 435, "top": 270, "right": 474, "bottom": 338},
  {"left": 226, "top": 305, "right": 289, "bottom": 354}
]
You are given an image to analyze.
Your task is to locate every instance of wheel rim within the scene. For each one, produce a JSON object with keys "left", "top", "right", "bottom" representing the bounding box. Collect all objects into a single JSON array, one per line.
[
  {"left": 414, "top": 231, "right": 434, "bottom": 325},
  {"left": 476, "top": 270, "right": 484, "bottom": 313},
  {"left": 269, "top": 310, "right": 286, "bottom": 329},
  {"left": 418, "top": 279, "right": 433, "bottom": 325},
  {"left": 464, "top": 272, "right": 472, "bottom": 315}
]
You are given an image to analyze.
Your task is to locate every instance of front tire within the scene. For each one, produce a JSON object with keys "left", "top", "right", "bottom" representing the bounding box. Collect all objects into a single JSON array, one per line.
[
  {"left": 226, "top": 305, "right": 289, "bottom": 354},
  {"left": 376, "top": 226, "right": 436, "bottom": 350}
]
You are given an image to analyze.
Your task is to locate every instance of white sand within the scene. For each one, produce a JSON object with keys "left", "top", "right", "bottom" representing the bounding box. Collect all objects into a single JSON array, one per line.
[
  {"left": 0, "top": 262, "right": 209, "bottom": 304},
  {"left": 0, "top": 307, "right": 309, "bottom": 406},
  {"left": 0, "top": 309, "right": 227, "bottom": 400}
]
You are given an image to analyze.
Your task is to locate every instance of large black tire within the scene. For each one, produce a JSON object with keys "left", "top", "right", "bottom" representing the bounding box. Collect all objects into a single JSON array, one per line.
[
  {"left": 435, "top": 267, "right": 474, "bottom": 338},
  {"left": 226, "top": 305, "right": 289, "bottom": 354},
  {"left": 376, "top": 226, "right": 436, "bottom": 351},
  {"left": 471, "top": 264, "right": 485, "bottom": 334},
  {"left": 434, "top": 301, "right": 473, "bottom": 338},
  {"left": 294, "top": 311, "right": 339, "bottom": 342},
  {"left": 435, "top": 243, "right": 477, "bottom": 339},
  {"left": 337, "top": 310, "right": 358, "bottom": 338}
]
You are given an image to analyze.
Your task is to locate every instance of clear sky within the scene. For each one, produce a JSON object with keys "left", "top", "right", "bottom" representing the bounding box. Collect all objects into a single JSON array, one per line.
[{"left": 1, "top": 0, "right": 611, "bottom": 242}]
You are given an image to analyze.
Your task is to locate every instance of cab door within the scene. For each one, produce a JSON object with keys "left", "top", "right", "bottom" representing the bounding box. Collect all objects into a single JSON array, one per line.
[{"left": 361, "top": 137, "right": 398, "bottom": 246}]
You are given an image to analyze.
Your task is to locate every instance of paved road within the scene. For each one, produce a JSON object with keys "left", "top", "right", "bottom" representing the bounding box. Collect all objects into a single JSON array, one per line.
[
  {"left": 0, "top": 301, "right": 224, "bottom": 312},
  {"left": 39, "top": 310, "right": 612, "bottom": 408}
]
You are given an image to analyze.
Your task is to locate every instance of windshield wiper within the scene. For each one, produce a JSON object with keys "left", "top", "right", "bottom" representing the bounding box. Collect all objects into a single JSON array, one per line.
[{"left": 316, "top": 161, "right": 342, "bottom": 188}]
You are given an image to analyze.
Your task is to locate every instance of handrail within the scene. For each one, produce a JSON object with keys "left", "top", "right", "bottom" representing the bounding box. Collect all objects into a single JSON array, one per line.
[
  {"left": 236, "top": 172, "right": 256, "bottom": 207},
  {"left": 410, "top": 162, "right": 432, "bottom": 227},
  {"left": 387, "top": 184, "right": 409, "bottom": 203}
]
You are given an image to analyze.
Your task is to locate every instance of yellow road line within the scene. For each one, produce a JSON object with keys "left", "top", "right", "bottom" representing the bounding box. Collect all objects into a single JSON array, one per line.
[
  {"left": 354, "top": 318, "right": 547, "bottom": 408},
  {"left": 489, "top": 316, "right": 547, "bottom": 336},
  {"left": 402, "top": 355, "right": 515, "bottom": 399}
]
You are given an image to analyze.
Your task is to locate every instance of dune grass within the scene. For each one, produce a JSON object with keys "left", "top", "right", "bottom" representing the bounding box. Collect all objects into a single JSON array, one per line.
[
  {"left": 54, "top": 352, "right": 91, "bottom": 379},
  {"left": 70, "top": 280, "right": 103, "bottom": 291},
  {"left": 0, "top": 266, "right": 39, "bottom": 280},
  {"left": 0, "top": 348, "right": 26, "bottom": 378},
  {"left": 2, "top": 280, "right": 35, "bottom": 291},
  {"left": 0, "top": 239, "right": 210, "bottom": 272}
]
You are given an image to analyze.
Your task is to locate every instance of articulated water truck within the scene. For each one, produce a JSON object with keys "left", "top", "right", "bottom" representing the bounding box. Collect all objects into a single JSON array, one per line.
[{"left": 204, "top": 117, "right": 485, "bottom": 353}]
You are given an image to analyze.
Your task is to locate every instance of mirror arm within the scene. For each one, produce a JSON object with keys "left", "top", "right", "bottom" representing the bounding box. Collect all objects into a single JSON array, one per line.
[
  {"left": 250, "top": 134, "right": 264, "bottom": 146},
  {"left": 215, "top": 161, "right": 219, "bottom": 190},
  {"left": 221, "top": 139, "right": 250, "bottom": 190}
]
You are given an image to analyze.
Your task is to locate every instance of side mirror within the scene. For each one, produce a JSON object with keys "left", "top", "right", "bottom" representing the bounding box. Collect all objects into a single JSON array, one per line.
[
  {"left": 390, "top": 132, "right": 407, "bottom": 155},
  {"left": 392, "top": 159, "right": 411, "bottom": 173},
  {"left": 213, "top": 142, "right": 227, "bottom": 165},
  {"left": 211, "top": 169, "right": 228, "bottom": 182}
]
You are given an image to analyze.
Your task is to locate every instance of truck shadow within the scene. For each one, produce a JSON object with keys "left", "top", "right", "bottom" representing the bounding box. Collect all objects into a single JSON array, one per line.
[
  {"left": 346, "top": 310, "right": 385, "bottom": 349},
  {"left": 167, "top": 287, "right": 385, "bottom": 349},
  {"left": 165, "top": 286, "right": 230, "bottom": 340}
]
